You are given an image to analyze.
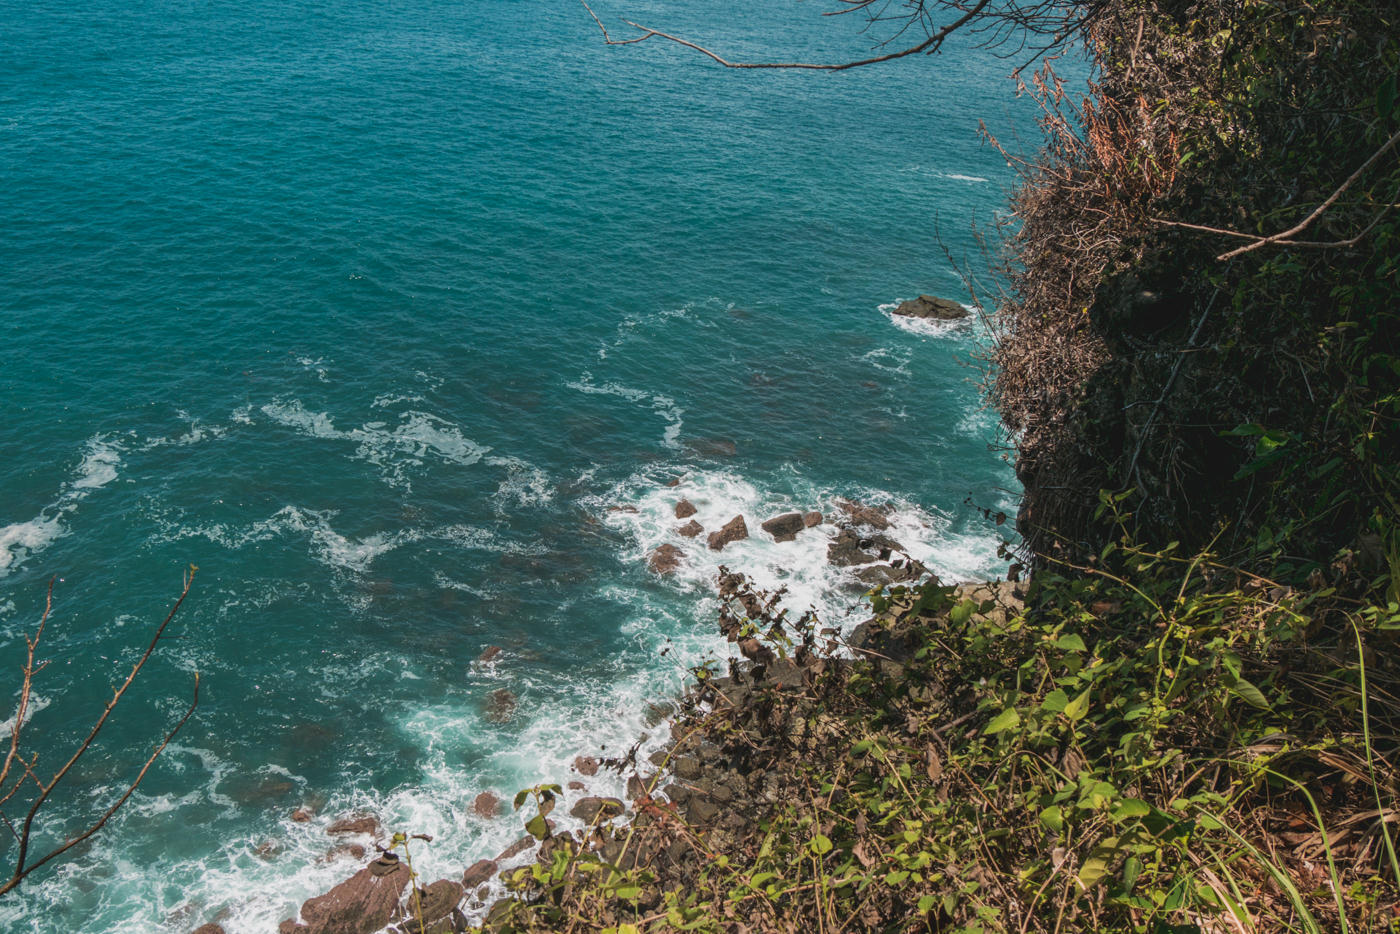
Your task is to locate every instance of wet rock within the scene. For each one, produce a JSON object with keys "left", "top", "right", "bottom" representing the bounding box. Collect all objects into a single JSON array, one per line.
[
  {"left": 760, "top": 512, "right": 806, "bottom": 543},
  {"left": 497, "top": 837, "right": 535, "bottom": 861},
  {"left": 407, "top": 879, "right": 466, "bottom": 932},
  {"left": 472, "top": 792, "right": 501, "bottom": 818},
  {"left": 297, "top": 853, "right": 411, "bottom": 934},
  {"left": 834, "top": 498, "right": 893, "bottom": 531},
  {"left": 278, "top": 922, "right": 309, "bottom": 934},
  {"left": 674, "top": 499, "right": 697, "bottom": 519},
  {"left": 476, "top": 645, "right": 503, "bottom": 664},
  {"left": 672, "top": 755, "right": 703, "bottom": 781},
  {"left": 627, "top": 774, "right": 650, "bottom": 799},
  {"left": 291, "top": 807, "right": 314, "bottom": 823},
  {"left": 326, "top": 816, "right": 379, "bottom": 837},
  {"left": 255, "top": 840, "right": 282, "bottom": 860},
  {"left": 665, "top": 476, "right": 684, "bottom": 488},
  {"left": 567, "top": 780, "right": 586, "bottom": 790},
  {"left": 324, "top": 844, "right": 367, "bottom": 862},
  {"left": 484, "top": 689, "right": 517, "bottom": 724},
  {"left": 648, "top": 544, "right": 683, "bottom": 575},
  {"left": 573, "top": 755, "right": 600, "bottom": 776},
  {"left": 190, "top": 925, "right": 225, "bottom": 934},
  {"left": 892, "top": 294, "right": 969, "bottom": 320},
  {"left": 803, "top": 511, "right": 823, "bottom": 528},
  {"left": 707, "top": 515, "right": 749, "bottom": 552},
  {"left": 607, "top": 505, "right": 638, "bottom": 514},
  {"left": 827, "top": 528, "right": 879, "bottom": 567},
  {"left": 569, "top": 796, "right": 626, "bottom": 822},
  {"left": 686, "top": 798, "right": 721, "bottom": 826},
  {"left": 676, "top": 519, "right": 704, "bottom": 538},
  {"left": 462, "top": 858, "right": 497, "bottom": 889}
]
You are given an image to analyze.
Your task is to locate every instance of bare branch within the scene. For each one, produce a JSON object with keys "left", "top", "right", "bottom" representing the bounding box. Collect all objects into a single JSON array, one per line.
[{"left": 0, "top": 580, "right": 53, "bottom": 801}]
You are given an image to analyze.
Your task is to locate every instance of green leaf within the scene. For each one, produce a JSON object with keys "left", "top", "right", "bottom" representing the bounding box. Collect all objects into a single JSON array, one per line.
[
  {"left": 1226, "top": 676, "right": 1271, "bottom": 710},
  {"left": 1041, "top": 689, "right": 1069, "bottom": 713},
  {"left": 985, "top": 708, "right": 1021, "bottom": 735},
  {"left": 949, "top": 599, "right": 977, "bottom": 625},
  {"left": 1078, "top": 855, "right": 1110, "bottom": 889},
  {"left": 809, "top": 834, "right": 833, "bottom": 856},
  {"left": 513, "top": 789, "right": 530, "bottom": 810},
  {"left": 1111, "top": 798, "right": 1152, "bottom": 821},
  {"left": 525, "top": 814, "right": 549, "bottom": 840},
  {"left": 1063, "top": 688, "right": 1091, "bottom": 722},
  {"left": 614, "top": 886, "right": 641, "bottom": 901},
  {"left": 1054, "top": 633, "right": 1087, "bottom": 653},
  {"left": 1039, "top": 805, "right": 1064, "bottom": 833},
  {"left": 917, "top": 894, "right": 937, "bottom": 913},
  {"left": 884, "top": 869, "right": 910, "bottom": 886}
]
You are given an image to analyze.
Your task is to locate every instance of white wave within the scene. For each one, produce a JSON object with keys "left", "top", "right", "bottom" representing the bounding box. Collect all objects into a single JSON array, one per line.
[
  {"left": 488, "top": 456, "right": 555, "bottom": 511},
  {"left": 0, "top": 435, "right": 123, "bottom": 577},
  {"left": 0, "top": 692, "right": 50, "bottom": 739},
  {"left": 567, "top": 372, "right": 684, "bottom": 450},
  {"left": 860, "top": 346, "right": 912, "bottom": 375}
]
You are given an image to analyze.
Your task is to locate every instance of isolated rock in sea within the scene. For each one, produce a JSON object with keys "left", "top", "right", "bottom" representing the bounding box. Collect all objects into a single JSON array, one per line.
[
  {"left": 472, "top": 792, "right": 501, "bottom": 818},
  {"left": 293, "top": 853, "right": 411, "bottom": 934},
  {"left": 674, "top": 499, "right": 697, "bottom": 519},
  {"left": 190, "top": 925, "right": 225, "bottom": 934},
  {"left": 484, "top": 688, "right": 517, "bottom": 723},
  {"left": 648, "top": 544, "right": 683, "bottom": 575},
  {"left": 462, "top": 859, "right": 497, "bottom": 889},
  {"left": 665, "top": 475, "right": 684, "bottom": 488},
  {"left": 827, "top": 529, "right": 879, "bottom": 567},
  {"left": 676, "top": 519, "right": 704, "bottom": 538},
  {"left": 291, "top": 807, "right": 314, "bottom": 822},
  {"left": 834, "top": 498, "right": 893, "bottom": 530},
  {"left": 760, "top": 512, "right": 806, "bottom": 543},
  {"left": 572, "top": 755, "right": 600, "bottom": 776},
  {"left": 707, "top": 515, "right": 749, "bottom": 552},
  {"left": 326, "top": 816, "right": 379, "bottom": 837},
  {"left": 803, "top": 511, "right": 823, "bottom": 528},
  {"left": 569, "top": 796, "right": 626, "bottom": 822},
  {"left": 892, "top": 294, "right": 969, "bottom": 320},
  {"left": 476, "top": 645, "right": 502, "bottom": 664},
  {"left": 323, "top": 844, "right": 366, "bottom": 862}
]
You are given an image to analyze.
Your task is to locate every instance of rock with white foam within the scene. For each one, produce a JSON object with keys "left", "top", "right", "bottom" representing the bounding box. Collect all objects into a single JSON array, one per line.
[
  {"left": 707, "top": 515, "right": 748, "bottom": 552},
  {"left": 892, "top": 294, "right": 968, "bottom": 320},
  {"left": 648, "top": 544, "right": 683, "bottom": 575},
  {"left": 760, "top": 512, "right": 806, "bottom": 543}
]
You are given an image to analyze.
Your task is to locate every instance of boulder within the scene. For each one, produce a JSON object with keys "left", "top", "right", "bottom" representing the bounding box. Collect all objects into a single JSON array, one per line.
[
  {"left": 278, "top": 922, "right": 309, "bottom": 934},
  {"left": 323, "top": 844, "right": 366, "bottom": 862},
  {"left": 803, "top": 511, "right": 823, "bottom": 528},
  {"left": 326, "top": 816, "right": 379, "bottom": 837},
  {"left": 484, "top": 689, "right": 517, "bottom": 724},
  {"left": 406, "top": 879, "right": 466, "bottom": 932},
  {"left": 297, "top": 853, "right": 411, "bottom": 934},
  {"left": 461, "top": 859, "right": 497, "bottom": 889},
  {"left": 569, "top": 796, "right": 626, "bottom": 822},
  {"left": 892, "top": 294, "right": 969, "bottom": 320},
  {"left": 572, "top": 756, "right": 600, "bottom": 776},
  {"left": 760, "top": 512, "right": 806, "bottom": 543},
  {"left": 676, "top": 519, "right": 704, "bottom": 538},
  {"left": 476, "top": 645, "right": 502, "bottom": 664},
  {"left": 674, "top": 499, "right": 697, "bottom": 519},
  {"left": 191, "top": 926, "right": 226, "bottom": 934},
  {"left": 827, "top": 529, "right": 879, "bottom": 567},
  {"left": 648, "top": 544, "right": 683, "bottom": 575},
  {"left": 472, "top": 792, "right": 501, "bottom": 818},
  {"left": 707, "top": 516, "right": 749, "bottom": 552},
  {"left": 665, "top": 476, "right": 684, "bottom": 488},
  {"left": 497, "top": 837, "right": 535, "bottom": 861},
  {"left": 835, "top": 498, "right": 892, "bottom": 531},
  {"left": 291, "top": 807, "right": 314, "bottom": 823}
]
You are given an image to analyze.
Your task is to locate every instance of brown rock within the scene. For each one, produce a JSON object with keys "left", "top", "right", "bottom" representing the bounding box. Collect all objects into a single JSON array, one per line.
[
  {"left": 462, "top": 858, "right": 497, "bottom": 889},
  {"left": 413, "top": 879, "right": 466, "bottom": 928},
  {"left": 835, "top": 498, "right": 892, "bottom": 530},
  {"left": 665, "top": 476, "right": 683, "bottom": 488},
  {"left": 569, "top": 796, "right": 626, "bottom": 822},
  {"left": 567, "top": 780, "right": 586, "bottom": 790},
  {"left": 892, "top": 294, "right": 969, "bottom": 320},
  {"left": 476, "top": 645, "right": 503, "bottom": 664},
  {"left": 255, "top": 840, "right": 281, "bottom": 860},
  {"left": 484, "top": 688, "right": 517, "bottom": 724},
  {"left": 648, "top": 544, "right": 683, "bottom": 575},
  {"left": 291, "top": 807, "right": 314, "bottom": 822},
  {"left": 298, "top": 854, "right": 411, "bottom": 934},
  {"left": 707, "top": 515, "right": 749, "bottom": 552},
  {"left": 760, "top": 512, "right": 806, "bottom": 543},
  {"left": 827, "top": 529, "right": 878, "bottom": 567},
  {"left": 676, "top": 519, "right": 703, "bottom": 538},
  {"left": 326, "top": 816, "right": 379, "bottom": 837},
  {"left": 472, "top": 792, "right": 501, "bottom": 818},
  {"left": 573, "top": 755, "right": 600, "bottom": 776},
  {"left": 673, "top": 499, "right": 697, "bottom": 519},
  {"left": 497, "top": 837, "right": 535, "bottom": 861},
  {"left": 278, "top": 922, "right": 309, "bottom": 934},
  {"left": 803, "top": 511, "right": 823, "bottom": 528},
  {"left": 190, "top": 926, "right": 226, "bottom": 934},
  {"left": 324, "top": 844, "right": 366, "bottom": 862}
]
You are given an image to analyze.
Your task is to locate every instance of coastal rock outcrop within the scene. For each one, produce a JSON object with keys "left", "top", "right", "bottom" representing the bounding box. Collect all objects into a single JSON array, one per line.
[
  {"left": 648, "top": 544, "right": 683, "bottom": 575},
  {"left": 676, "top": 519, "right": 704, "bottom": 538},
  {"left": 834, "top": 498, "right": 892, "bottom": 531},
  {"left": 892, "top": 294, "right": 968, "bottom": 320},
  {"left": 326, "top": 816, "right": 378, "bottom": 837},
  {"left": 286, "top": 852, "right": 411, "bottom": 934},
  {"left": 673, "top": 499, "right": 697, "bottom": 519},
  {"left": 569, "top": 796, "right": 626, "bottom": 822},
  {"left": 760, "top": 512, "right": 806, "bottom": 543},
  {"left": 707, "top": 515, "right": 748, "bottom": 552}
]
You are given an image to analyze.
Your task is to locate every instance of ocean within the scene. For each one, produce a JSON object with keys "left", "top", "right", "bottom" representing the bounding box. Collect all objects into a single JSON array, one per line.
[{"left": 0, "top": 0, "right": 1034, "bottom": 929}]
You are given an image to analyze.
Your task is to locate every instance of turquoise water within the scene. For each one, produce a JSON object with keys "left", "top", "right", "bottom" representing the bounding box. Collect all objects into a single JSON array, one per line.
[{"left": 0, "top": 1, "right": 1030, "bottom": 929}]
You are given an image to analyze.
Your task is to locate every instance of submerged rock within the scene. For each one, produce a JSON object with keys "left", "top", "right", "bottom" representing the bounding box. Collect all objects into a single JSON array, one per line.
[
  {"left": 472, "top": 792, "right": 502, "bottom": 818},
  {"left": 834, "top": 498, "right": 893, "bottom": 531},
  {"left": 648, "top": 544, "right": 683, "bottom": 575},
  {"left": 476, "top": 645, "right": 503, "bottom": 664},
  {"left": 326, "top": 816, "right": 378, "bottom": 837},
  {"left": 676, "top": 519, "right": 704, "bottom": 539},
  {"left": 484, "top": 689, "right": 517, "bottom": 724},
  {"left": 760, "top": 512, "right": 806, "bottom": 543},
  {"left": 892, "top": 294, "right": 969, "bottom": 320},
  {"left": 707, "top": 515, "right": 749, "bottom": 552}
]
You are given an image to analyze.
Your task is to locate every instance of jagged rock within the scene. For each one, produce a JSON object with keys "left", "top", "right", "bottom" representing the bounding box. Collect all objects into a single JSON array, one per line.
[
  {"left": 484, "top": 688, "right": 517, "bottom": 724},
  {"left": 278, "top": 922, "right": 309, "bottom": 934},
  {"left": 707, "top": 515, "right": 749, "bottom": 552},
  {"left": 676, "top": 519, "right": 704, "bottom": 538},
  {"left": 323, "top": 844, "right": 366, "bottom": 862},
  {"left": 686, "top": 798, "right": 721, "bottom": 825},
  {"left": 476, "top": 645, "right": 502, "bottom": 664},
  {"left": 674, "top": 499, "right": 697, "bottom": 519},
  {"left": 892, "top": 294, "right": 969, "bottom": 320},
  {"left": 803, "top": 511, "right": 823, "bottom": 528},
  {"left": 462, "top": 859, "right": 497, "bottom": 889},
  {"left": 665, "top": 476, "right": 684, "bottom": 488},
  {"left": 472, "top": 792, "right": 501, "bottom": 818},
  {"left": 573, "top": 756, "right": 600, "bottom": 776},
  {"left": 291, "top": 807, "right": 314, "bottom": 822},
  {"left": 673, "top": 755, "right": 703, "bottom": 780},
  {"left": 627, "top": 774, "right": 650, "bottom": 799},
  {"left": 256, "top": 840, "right": 281, "bottom": 860},
  {"left": 296, "top": 854, "right": 411, "bottom": 934},
  {"left": 326, "top": 816, "right": 378, "bottom": 837},
  {"left": 834, "top": 498, "right": 892, "bottom": 530},
  {"left": 497, "top": 837, "right": 534, "bottom": 861},
  {"left": 827, "top": 529, "right": 879, "bottom": 567},
  {"left": 760, "top": 512, "right": 806, "bottom": 543},
  {"left": 401, "top": 879, "right": 466, "bottom": 933},
  {"left": 648, "top": 544, "right": 683, "bottom": 575},
  {"left": 569, "top": 796, "right": 625, "bottom": 822},
  {"left": 190, "top": 926, "right": 225, "bottom": 934}
]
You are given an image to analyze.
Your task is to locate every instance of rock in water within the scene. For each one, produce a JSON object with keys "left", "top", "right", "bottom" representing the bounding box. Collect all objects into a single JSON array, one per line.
[
  {"left": 472, "top": 792, "right": 501, "bottom": 818},
  {"left": 803, "top": 511, "right": 823, "bottom": 528},
  {"left": 676, "top": 519, "right": 704, "bottom": 538},
  {"left": 569, "top": 796, "right": 626, "bottom": 822},
  {"left": 461, "top": 859, "right": 497, "bottom": 889},
  {"left": 325, "top": 816, "right": 379, "bottom": 837},
  {"left": 572, "top": 755, "right": 600, "bottom": 776},
  {"left": 707, "top": 515, "right": 749, "bottom": 552},
  {"left": 760, "top": 512, "right": 806, "bottom": 543},
  {"left": 293, "top": 853, "right": 411, "bottom": 934},
  {"left": 834, "top": 498, "right": 893, "bottom": 531},
  {"left": 484, "top": 689, "right": 517, "bottom": 723},
  {"left": 892, "top": 294, "right": 969, "bottom": 320},
  {"left": 648, "top": 544, "right": 683, "bottom": 574},
  {"left": 674, "top": 499, "right": 697, "bottom": 519}
]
